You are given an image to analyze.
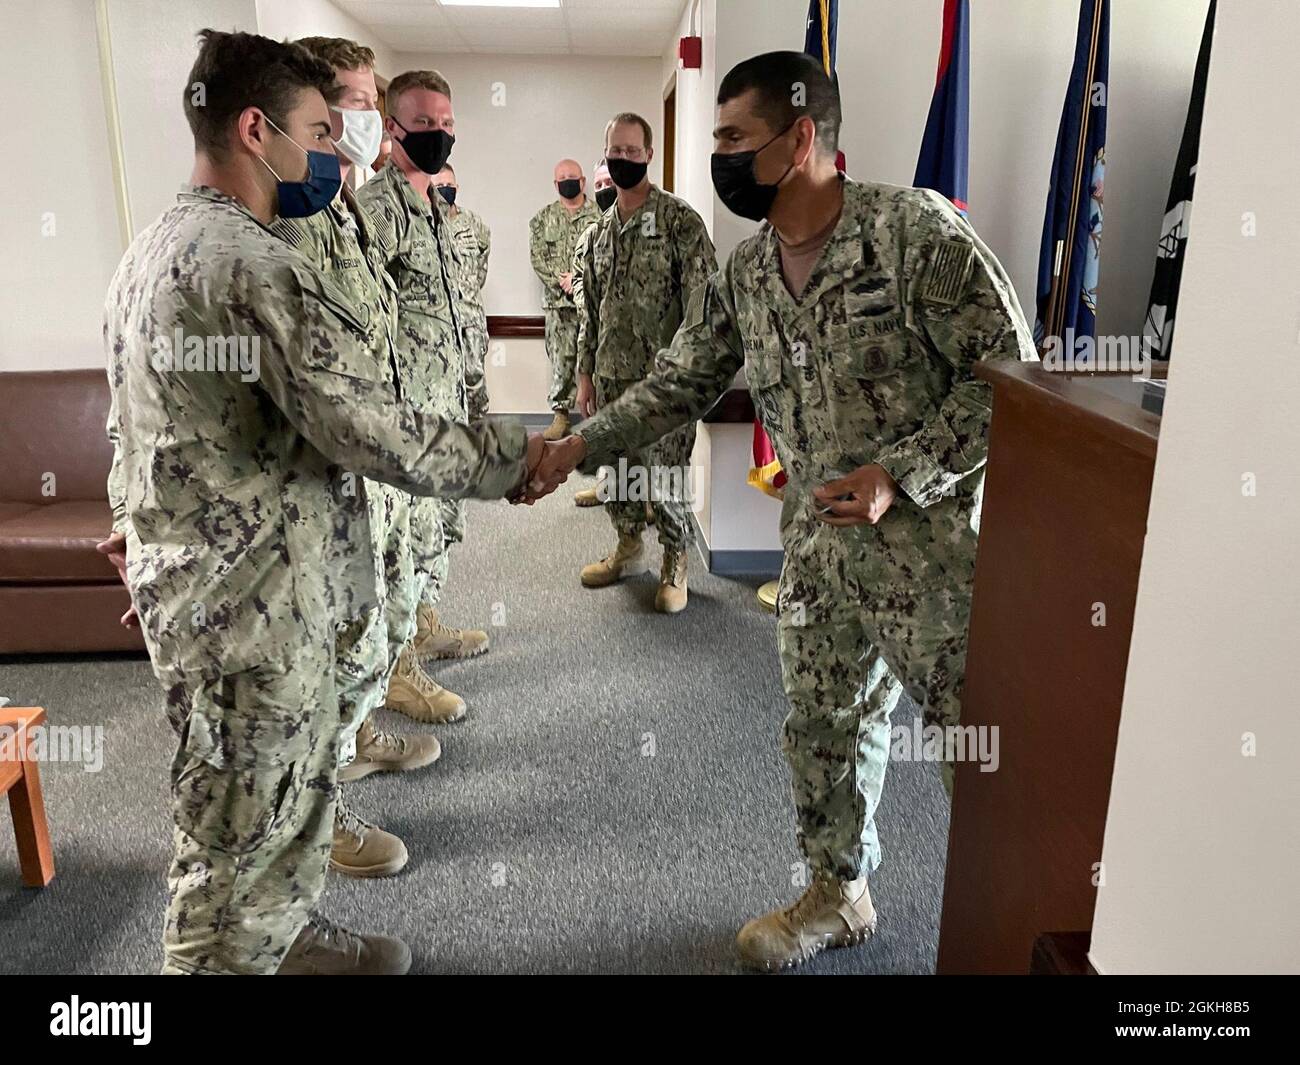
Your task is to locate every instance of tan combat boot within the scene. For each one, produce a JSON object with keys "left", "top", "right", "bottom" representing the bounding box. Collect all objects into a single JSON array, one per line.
[
  {"left": 654, "top": 550, "right": 688, "bottom": 614},
  {"left": 580, "top": 531, "right": 648, "bottom": 588},
  {"left": 384, "top": 645, "right": 467, "bottom": 723},
  {"left": 330, "top": 792, "right": 408, "bottom": 878},
  {"left": 736, "top": 874, "right": 878, "bottom": 972},
  {"left": 278, "top": 913, "right": 412, "bottom": 975},
  {"left": 542, "top": 409, "right": 571, "bottom": 441},
  {"left": 339, "top": 716, "right": 441, "bottom": 783},
  {"left": 411, "top": 602, "right": 489, "bottom": 660},
  {"left": 573, "top": 487, "right": 603, "bottom": 507}
]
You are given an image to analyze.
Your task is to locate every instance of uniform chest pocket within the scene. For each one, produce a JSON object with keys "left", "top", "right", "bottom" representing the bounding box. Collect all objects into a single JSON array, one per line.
[
  {"left": 828, "top": 311, "right": 910, "bottom": 380},
  {"left": 738, "top": 302, "right": 782, "bottom": 389},
  {"left": 396, "top": 244, "right": 447, "bottom": 312},
  {"left": 304, "top": 279, "right": 392, "bottom": 384}
]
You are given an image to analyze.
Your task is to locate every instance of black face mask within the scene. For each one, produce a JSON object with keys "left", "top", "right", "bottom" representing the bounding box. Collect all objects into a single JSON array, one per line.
[
  {"left": 436, "top": 185, "right": 457, "bottom": 206},
  {"left": 606, "top": 156, "right": 647, "bottom": 190},
  {"left": 557, "top": 178, "right": 582, "bottom": 199},
  {"left": 711, "top": 124, "right": 796, "bottom": 221},
  {"left": 393, "top": 119, "right": 455, "bottom": 175},
  {"left": 595, "top": 186, "right": 617, "bottom": 212}
]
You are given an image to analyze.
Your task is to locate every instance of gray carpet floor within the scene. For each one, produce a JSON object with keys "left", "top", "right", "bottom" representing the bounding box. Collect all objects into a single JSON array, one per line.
[{"left": 0, "top": 476, "right": 950, "bottom": 974}]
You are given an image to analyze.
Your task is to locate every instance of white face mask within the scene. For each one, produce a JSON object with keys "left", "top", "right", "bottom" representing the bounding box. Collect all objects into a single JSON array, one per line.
[{"left": 331, "top": 107, "right": 383, "bottom": 168}]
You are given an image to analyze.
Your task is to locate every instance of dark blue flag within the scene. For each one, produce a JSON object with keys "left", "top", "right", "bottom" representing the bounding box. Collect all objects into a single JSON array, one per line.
[
  {"left": 1035, "top": 0, "right": 1110, "bottom": 354},
  {"left": 914, "top": 0, "right": 970, "bottom": 213},
  {"left": 1143, "top": 0, "right": 1216, "bottom": 361}
]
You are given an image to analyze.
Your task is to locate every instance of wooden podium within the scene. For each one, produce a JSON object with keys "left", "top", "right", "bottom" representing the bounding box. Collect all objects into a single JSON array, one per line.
[{"left": 936, "top": 363, "right": 1161, "bottom": 974}]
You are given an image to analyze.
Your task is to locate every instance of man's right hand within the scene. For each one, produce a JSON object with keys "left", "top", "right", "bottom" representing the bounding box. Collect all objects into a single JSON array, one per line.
[
  {"left": 558, "top": 272, "right": 574, "bottom": 295},
  {"left": 576, "top": 373, "right": 597, "bottom": 419},
  {"left": 95, "top": 530, "right": 139, "bottom": 628}
]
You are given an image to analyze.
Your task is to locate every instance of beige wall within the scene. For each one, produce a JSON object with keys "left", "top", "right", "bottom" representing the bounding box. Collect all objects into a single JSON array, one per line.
[
  {"left": 255, "top": 0, "right": 397, "bottom": 75},
  {"left": 0, "top": 0, "right": 123, "bottom": 370},
  {"left": 1088, "top": 1, "right": 1300, "bottom": 975}
]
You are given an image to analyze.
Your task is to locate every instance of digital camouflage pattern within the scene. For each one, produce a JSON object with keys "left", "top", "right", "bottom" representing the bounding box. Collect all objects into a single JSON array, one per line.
[
  {"left": 448, "top": 204, "right": 491, "bottom": 422},
  {"left": 456, "top": 204, "right": 491, "bottom": 295},
  {"left": 357, "top": 165, "right": 484, "bottom": 587},
  {"left": 104, "top": 184, "right": 528, "bottom": 972},
  {"left": 576, "top": 186, "right": 716, "bottom": 552},
  {"left": 577, "top": 179, "right": 1037, "bottom": 877},
  {"left": 574, "top": 185, "right": 716, "bottom": 381},
  {"left": 569, "top": 217, "right": 600, "bottom": 324},
  {"left": 529, "top": 197, "right": 602, "bottom": 409}
]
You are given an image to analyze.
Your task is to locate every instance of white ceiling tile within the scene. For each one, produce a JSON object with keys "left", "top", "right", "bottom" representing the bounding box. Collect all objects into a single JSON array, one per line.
[
  {"left": 337, "top": 1, "right": 452, "bottom": 29},
  {"left": 342, "top": 0, "right": 685, "bottom": 56},
  {"left": 563, "top": 0, "right": 683, "bottom": 9},
  {"left": 565, "top": 9, "right": 678, "bottom": 34},
  {"left": 440, "top": 6, "right": 567, "bottom": 31}
]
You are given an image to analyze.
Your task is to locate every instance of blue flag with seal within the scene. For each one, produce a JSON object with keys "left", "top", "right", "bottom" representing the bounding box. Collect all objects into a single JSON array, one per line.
[
  {"left": 1035, "top": 0, "right": 1110, "bottom": 357},
  {"left": 914, "top": 0, "right": 970, "bottom": 214}
]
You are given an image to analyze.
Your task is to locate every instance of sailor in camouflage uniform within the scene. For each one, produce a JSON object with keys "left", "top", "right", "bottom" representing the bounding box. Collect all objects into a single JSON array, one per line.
[
  {"left": 102, "top": 32, "right": 541, "bottom": 975},
  {"left": 431, "top": 162, "right": 491, "bottom": 587},
  {"left": 568, "top": 160, "right": 614, "bottom": 509},
  {"left": 358, "top": 70, "right": 493, "bottom": 722},
  {"left": 574, "top": 113, "right": 716, "bottom": 614},
  {"left": 529, "top": 160, "right": 602, "bottom": 440},
  {"left": 271, "top": 37, "right": 444, "bottom": 883},
  {"left": 550, "top": 54, "right": 1036, "bottom": 970}
]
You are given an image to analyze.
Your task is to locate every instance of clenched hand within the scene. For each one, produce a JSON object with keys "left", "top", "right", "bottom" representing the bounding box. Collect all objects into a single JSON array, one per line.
[{"left": 812, "top": 464, "right": 899, "bottom": 527}]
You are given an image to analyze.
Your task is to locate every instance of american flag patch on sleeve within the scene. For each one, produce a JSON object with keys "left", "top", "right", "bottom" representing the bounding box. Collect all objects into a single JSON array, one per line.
[{"left": 922, "top": 238, "right": 974, "bottom": 306}]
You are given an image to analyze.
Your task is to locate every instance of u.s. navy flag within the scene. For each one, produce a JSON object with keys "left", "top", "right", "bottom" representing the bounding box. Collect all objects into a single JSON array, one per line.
[
  {"left": 914, "top": 0, "right": 970, "bottom": 214},
  {"left": 1035, "top": 0, "right": 1110, "bottom": 353},
  {"left": 1143, "top": 0, "right": 1217, "bottom": 362}
]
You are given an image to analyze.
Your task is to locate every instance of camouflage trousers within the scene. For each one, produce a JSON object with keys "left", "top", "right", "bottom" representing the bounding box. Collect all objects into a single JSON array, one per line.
[
  {"left": 595, "top": 375, "right": 697, "bottom": 554},
  {"left": 336, "top": 482, "right": 418, "bottom": 768},
  {"left": 544, "top": 306, "right": 579, "bottom": 411},
  {"left": 417, "top": 497, "right": 466, "bottom": 611},
  {"left": 158, "top": 638, "right": 340, "bottom": 974},
  {"left": 776, "top": 553, "right": 974, "bottom": 880}
]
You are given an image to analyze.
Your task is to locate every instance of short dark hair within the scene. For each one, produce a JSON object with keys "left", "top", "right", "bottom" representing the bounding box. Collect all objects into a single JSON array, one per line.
[
  {"left": 717, "top": 51, "right": 841, "bottom": 153},
  {"left": 604, "top": 112, "right": 653, "bottom": 152},
  {"left": 388, "top": 69, "right": 453, "bottom": 112},
  {"left": 183, "top": 29, "right": 336, "bottom": 160}
]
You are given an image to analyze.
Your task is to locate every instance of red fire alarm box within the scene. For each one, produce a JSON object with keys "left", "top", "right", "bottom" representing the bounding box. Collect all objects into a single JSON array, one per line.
[{"left": 679, "top": 35, "right": 702, "bottom": 69}]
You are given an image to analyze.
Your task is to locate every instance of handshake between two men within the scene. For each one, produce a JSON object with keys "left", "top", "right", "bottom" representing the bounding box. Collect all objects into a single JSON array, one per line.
[
  {"left": 513, "top": 432, "right": 589, "bottom": 506},
  {"left": 514, "top": 425, "right": 902, "bottom": 528}
]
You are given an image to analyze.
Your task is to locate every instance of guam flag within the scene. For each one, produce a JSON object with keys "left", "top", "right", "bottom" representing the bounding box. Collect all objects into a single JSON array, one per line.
[
  {"left": 748, "top": 0, "right": 841, "bottom": 498},
  {"left": 1035, "top": 0, "right": 1110, "bottom": 353},
  {"left": 913, "top": 0, "right": 970, "bottom": 213}
]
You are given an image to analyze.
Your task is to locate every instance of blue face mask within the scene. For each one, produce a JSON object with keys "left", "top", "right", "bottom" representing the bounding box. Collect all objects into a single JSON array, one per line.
[{"left": 259, "top": 115, "right": 341, "bottom": 218}]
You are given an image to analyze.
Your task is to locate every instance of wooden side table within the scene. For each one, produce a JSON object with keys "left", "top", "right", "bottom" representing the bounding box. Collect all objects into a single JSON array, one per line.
[{"left": 1, "top": 706, "right": 55, "bottom": 887}]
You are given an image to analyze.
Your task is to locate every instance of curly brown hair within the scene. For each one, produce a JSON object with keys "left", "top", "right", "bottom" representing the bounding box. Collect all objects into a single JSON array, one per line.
[{"left": 294, "top": 36, "right": 376, "bottom": 73}]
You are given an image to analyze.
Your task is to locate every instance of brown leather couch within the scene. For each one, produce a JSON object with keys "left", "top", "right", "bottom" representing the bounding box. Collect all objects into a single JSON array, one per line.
[{"left": 0, "top": 370, "right": 144, "bottom": 653}]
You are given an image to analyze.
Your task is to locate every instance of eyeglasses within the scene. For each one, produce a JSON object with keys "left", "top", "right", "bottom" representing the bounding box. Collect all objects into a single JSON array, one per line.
[{"left": 604, "top": 145, "right": 647, "bottom": 161}]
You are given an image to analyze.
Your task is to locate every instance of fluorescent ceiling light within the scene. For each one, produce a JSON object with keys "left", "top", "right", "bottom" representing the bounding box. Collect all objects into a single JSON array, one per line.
[{"left": 441, "top": 1, "right": 561, "bottom": 8}]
